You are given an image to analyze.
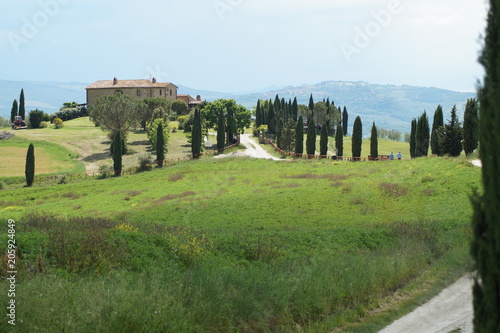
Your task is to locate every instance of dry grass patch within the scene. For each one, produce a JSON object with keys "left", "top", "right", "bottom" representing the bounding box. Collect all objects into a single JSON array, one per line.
[
  {"left": 379, "top": 183, "right": 408, "bottom": 197},
  {"left": 152, "top": 191, "right": 196, "bottom": 206}
]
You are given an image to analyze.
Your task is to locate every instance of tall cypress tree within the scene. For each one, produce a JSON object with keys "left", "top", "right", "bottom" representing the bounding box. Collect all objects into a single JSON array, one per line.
[
  {"left": 292, "top": 97, "right": 298, "bottom": 121},
  {"left": 268, "top": 102, "right": 276, "bottom": 135},
  {"left": 370, "top": 122, "right": 378, "bottom": 158},
  {"left": 308, "top": 94, "right": 315, "bottom": 112},
  {"left": 342, "top": 106, "right": 348, "bottom": 136},
  {"left": 25, "top": 143, "right": 35, "bottom": 187},
  {"left": 306, "top": 118, "right": 316, "bottom": 156},
  {"left": 335, "top": 124, "right": 343, "bottom": 158},
  {"left": 431, "top": 105, "right": 444, "bottom": 156},
  {"left": 319, "top": 123, "right": 328, "bottom": 157},
  {"left": 217, "top": 110, "right": 225, "bottom": 152},
  {"left": 10, "top": 99, "right": 18, "bottom": 123},
  {"left": 192, "top": 109, "right": 202, "bottom": 158},
  {"left": 463, "top": 98, "right": 480, "bottom": 156},
  {"left": 156, "top": 122, "right": 165, "bottom": 165},
  {"left": 255, "top": 100, "right": 262, "bottom": 128},
  {"left": 440, "top": 106, "right": 463, "bottom": 157},
  {"left": 112, "top": 131, "right": 122, "bottom": 176},
  {"left": 295, "top": 116, "right": 304, "bottom": 155},
  {"left": 352, "top": 116, "right": 362, "bottom": 158},
  {"left": 19, "top": 89, "right": 25, "bottom": 119},
  {"left": 410, "top": 118, "right": 417, "bottom": 158},
  {"left": 416, "top": 111, "right": 430, "bottom": 157},
  {"left": 471, "top": 0, "right": 500, "bottom": 330}
]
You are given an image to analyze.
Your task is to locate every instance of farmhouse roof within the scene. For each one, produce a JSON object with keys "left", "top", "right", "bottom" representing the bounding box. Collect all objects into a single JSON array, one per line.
[{"left": 86, "top": 78, "right": 178, "bottom": 90}]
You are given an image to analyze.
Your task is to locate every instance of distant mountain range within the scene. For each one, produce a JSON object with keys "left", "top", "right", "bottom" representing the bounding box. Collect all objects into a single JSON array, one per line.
[{"left": 0, "top": 79, "right": 476, "bottom": 134}]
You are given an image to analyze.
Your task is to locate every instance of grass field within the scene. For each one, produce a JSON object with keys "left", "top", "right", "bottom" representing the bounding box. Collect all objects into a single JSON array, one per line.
[
  {"left": 0, "top": 136, "right": 84, "bottom": 177},
  {"left": 0, "top": 154, "right": 481, "bottom": 332}
]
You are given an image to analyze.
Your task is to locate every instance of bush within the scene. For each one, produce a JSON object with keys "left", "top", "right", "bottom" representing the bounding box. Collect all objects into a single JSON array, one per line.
[
  {"left": 29, "top": 109, "right": 46, "bottom": 129},
  {"left": 147, "top": 119, "right": 169, "bottom": 151},
  {"left": 53, "top": 118, "right": 64, "bottom": 129},
  {"left": 0, "top": 131, "right": 14, "bottom": 140},
  {"left": 137, "top": 153, "right": 153, "bottom": 172},
  {"left": 177, "top": 116, "right": 188, "bottom": 130},
  {"left": 50, "top": 107, "right": 87, "bottom": 122},
  {"left": 39, "top": 121, "right": 48, "bottom": 128},
  {"left": 98, "top": 164, "right": 114, "bottom": 179}
]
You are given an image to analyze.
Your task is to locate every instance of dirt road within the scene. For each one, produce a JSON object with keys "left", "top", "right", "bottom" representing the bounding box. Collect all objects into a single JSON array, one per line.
[
  {"left": 215, "top": 134, "right": 281, "bottom": 160},
  {"left": 379, "top": 275, "right": 474, "bottom": 333}
]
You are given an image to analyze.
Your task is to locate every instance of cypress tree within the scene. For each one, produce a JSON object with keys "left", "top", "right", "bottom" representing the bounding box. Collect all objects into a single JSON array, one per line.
[
  {"left": 192, "top": 109, "right": 202, "bottom": 158},
  {"left": 319, "top": 123, "right": 328, "bottom": 157},
  {"left": 255, "top": 100, "right": 262, "bottom": 128},
  {"left": 268, "top": 102, "right": 276, "bottom": 135},
  {"left": 308, "top": 94, "right": 315, "bottom": 112},
  {"left": 370, "top": 122, "right": 378, "bottom": 158},
  {"left": 463, "top": 98, "right": 480, "bottom": 156},
  {"left": 416, "top": 111, "right": 430, "bottom": 157},
  {"left": 292, "top": 97, "right": 298, "bottom": 121},
  {"left": 112, "top": 131, "right": 122, "bottom": 175},
  {"left": 156, "top": 122, "right": 165, "bottom": 165},
  {"left": 342, "top": 106, "right": 348, "bottom": 136},
  {"left": 431, "top": 105, "right": 444, "bottom": 156},
  {"left": 306, "top": 118, "right": 316, "bottom": 156},
  {"left": 440, "top": 106, "right": 463, "bottom": 157},
  {"left": 335, "top": 124, "right": 344, "bottom": 158},
  {"left": 295, "top": 116, "right": 304, "bottom": 155},
  {"left": 471, "top": 0, "right": 500, "bottom": 329},
  {"left": 410, "top": 119, "right": 417, "bottom": 158},
  {"left": 11, "top": 99, "right": 18, "bottom": 123},
  {"left": 352, "top": 116, "right": 362, "bottom": 158},
  {"left": 19, "top": 89, "right": 25, "bottom": 119},
  {"left": 25, "top": 143, "right": 35, "bottom": 187},
  {"left": 217, "top": 110, "right": 225, "bottom": 152}
]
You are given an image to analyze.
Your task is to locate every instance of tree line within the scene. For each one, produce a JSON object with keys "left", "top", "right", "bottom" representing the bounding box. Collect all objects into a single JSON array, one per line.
[{"left": 409, "top": 99, "right": 479, "bottom": 158}]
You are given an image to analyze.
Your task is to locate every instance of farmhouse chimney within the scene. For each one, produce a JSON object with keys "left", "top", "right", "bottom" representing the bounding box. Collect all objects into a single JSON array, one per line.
[
  {"left": 113, "top": 77, "right": 118, "bottom": 85},
  {"left": 152, "top": 77, "right": 157, "bottom": 83},
  {"left": 196, "top": 95, "right": 201, "bottom": 101}
]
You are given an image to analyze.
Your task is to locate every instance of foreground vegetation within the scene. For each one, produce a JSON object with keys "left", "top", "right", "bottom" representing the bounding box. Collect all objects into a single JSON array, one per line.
[{"left": 0, "top": 156, "right": 480, "bottom": 332}]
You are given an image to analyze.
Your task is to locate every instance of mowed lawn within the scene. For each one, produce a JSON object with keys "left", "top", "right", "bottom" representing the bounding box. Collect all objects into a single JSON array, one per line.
[{"left": 0, "top": 136, "right": 84, "bottom": 177}]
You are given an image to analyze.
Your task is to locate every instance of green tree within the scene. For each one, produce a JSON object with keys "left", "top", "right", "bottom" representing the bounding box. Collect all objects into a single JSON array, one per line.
[
  {"left": 292, "top": 97, "right": 298, "bottom": 121},
  {"left": 25, "top": 143, "right": 35, "bottom": 187},
  {"left": 439, "top": 106, "right": 463, "bottom": 157},
  {"left": 19, "top": 89, "right": 25, "bottom": 119},
  {"left": 217, "top": 110, "right": 225, "bottom": 152},
  {"left": 352, "top": 116, "right": 362, "bottom": 158},
  {"left": 156, "top": 122, "right": 165, "bottom": 166},
  {"left": 147, "top": 118, "right": 169, "bottom": 151},
  {"left": 112, "top": 131, "right": 122, "bottom": 176},
  {"left": 431, "top": 105, "right": 444, "bottom": 156},
  {"left": 171, "top": 100, "right": 188, "bottom": 115},
  {"left": 471, "top": 0, "right": 500, "bottom": 330},
  {"left": 28, "top": 109, "right": 45, "bottom": 129},
  {"left": 10, "top": 100, "right": 18, "bottom": 123},
  {"left": 415, "top": 111, "right": 430, "bottom": 157},
  {"left": 202, "top": 99, "right": 251, "bottom": 142},
  {"left": 463, "top": 98, "right": 480, "bottom": 156},
  {"left": 370, "top": 122, "right": 378, "bottom": 158},
  {"left": 142, "top": 98, "right": 171, "bottom": 130},
  {"left": 342, "top": 106, "right": 348, "bottom": 136},
  {"left": 295, "top": 116, "right": 304, "bottom": 155},
  {"left": 306, "top": 118, "right": 316, "bottom": 156},
  {"left": 280, "top": 119, "right": 296, "bottom": 153},
  {"left": 308, "top": 94, "right": 314, "bottom": 112},
  {"left": 410, "top": 119, "right": 417, "bottom": 158},
  {"left": 335, "top": 124, "right": 344, "bottom": 158},
  {"left": 255, "top": 99, "right": 263, "bottom": 128},
  {"left": 89, "top": 92, "right": 144, "bottom": 150},
  {"left": 319, "top": 123, "right": 329, "bottom": 157},
  {"left": 191, "top": 109, "right": 202, "bottom": 158}
]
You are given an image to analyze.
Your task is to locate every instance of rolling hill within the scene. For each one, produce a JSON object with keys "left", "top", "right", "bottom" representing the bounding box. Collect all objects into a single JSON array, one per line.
[{"left": 0, "top": 79, "right": 475, "bottom": 134}]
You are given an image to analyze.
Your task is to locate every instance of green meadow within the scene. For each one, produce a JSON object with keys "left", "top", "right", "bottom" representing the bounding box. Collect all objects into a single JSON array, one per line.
[{"left": 0, "top": 154, "right": 480, "bottom": 332}]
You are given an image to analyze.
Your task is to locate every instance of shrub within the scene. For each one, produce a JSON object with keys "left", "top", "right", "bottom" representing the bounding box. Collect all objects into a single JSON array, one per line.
[
  {"left": 29, "top": 109, "right": 46, "bottom": 128},
  {"left": 0, "top": 131, "right": 14, "bottom": 140},
  {"left": 98, "top": 164, "right": 114, "bottom": 179},
  {"left": 137, "top": 153, "right": 153, "bottom": 172},
  {"left": 53, "top": 118, "right": 64, "bottom": 129},
  {"left": 39, "top": 121, "right": 48, "bottom": 128},
  {"left": 50, "top": 107, "right": 87, "bottom": 122},
  {"left": 147, "top": 118, "right": 169, "bottom": 151},
  {"left": 177, "top": 116, "right": 188, "bottom": 130}
]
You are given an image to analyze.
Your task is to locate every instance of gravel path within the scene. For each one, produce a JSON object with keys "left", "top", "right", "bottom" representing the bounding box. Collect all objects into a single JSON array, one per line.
[
  {"left": 379, "top": 275, "right": 474, "bottom": 333},
  {"left": 215, "top": 134, "right": 281, "bottom": 160}
]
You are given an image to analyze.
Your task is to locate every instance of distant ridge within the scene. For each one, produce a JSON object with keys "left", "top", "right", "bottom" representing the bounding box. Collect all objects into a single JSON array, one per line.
[{"left": 0, "top": 79, "right": 475, "bottom": 133}]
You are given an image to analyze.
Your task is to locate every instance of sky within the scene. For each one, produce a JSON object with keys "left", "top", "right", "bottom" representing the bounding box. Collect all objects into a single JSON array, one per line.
[{"left": 0, "top": 0, "right": 489, "bottom": 93}]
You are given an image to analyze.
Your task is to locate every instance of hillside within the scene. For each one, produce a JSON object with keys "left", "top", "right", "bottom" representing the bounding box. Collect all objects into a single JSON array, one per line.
[{"left": 0, "top": 79, "right": 475, "bottom": 134}]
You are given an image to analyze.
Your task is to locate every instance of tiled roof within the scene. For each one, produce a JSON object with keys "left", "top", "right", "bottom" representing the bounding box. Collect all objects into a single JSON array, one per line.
[{"left": 86, "top": 79, "right": 178, "bottom": 89}]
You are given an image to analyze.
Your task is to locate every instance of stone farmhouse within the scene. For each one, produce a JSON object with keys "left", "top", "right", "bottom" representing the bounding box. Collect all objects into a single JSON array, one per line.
[{"left": 86, "top": 78, "right": 201, "bottom": 112}]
